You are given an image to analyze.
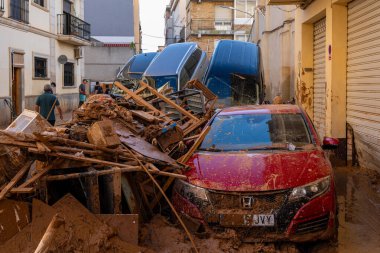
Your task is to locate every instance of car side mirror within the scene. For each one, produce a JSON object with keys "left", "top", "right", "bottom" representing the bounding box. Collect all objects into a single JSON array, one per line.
[{"left": 322, "top": 137, "right": 339, "bottom": 150}]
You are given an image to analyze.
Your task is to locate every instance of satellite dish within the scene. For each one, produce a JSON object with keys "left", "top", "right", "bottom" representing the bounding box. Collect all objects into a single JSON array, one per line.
[{"left": 58, "top": 55, "right": 68, "bottom": 64}]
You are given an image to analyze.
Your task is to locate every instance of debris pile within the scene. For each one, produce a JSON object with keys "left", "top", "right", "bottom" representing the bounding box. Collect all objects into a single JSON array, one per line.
[{"left": 0, "top": 80, "right": 217, "bottom": 251}]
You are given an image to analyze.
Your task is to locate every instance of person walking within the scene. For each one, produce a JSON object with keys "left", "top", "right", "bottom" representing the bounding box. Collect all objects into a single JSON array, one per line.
[
  {"left": 94, "top": 81, "right": 103, "bottom": 94},
  {"left": 79, "top": 79, "right": 87, "bottom": 107},
  {"left": 35, "top": 84, "right": 63, "bottom": 126},
  {"left": 104, "top": 84, "right": 111, "bottom": 94}
]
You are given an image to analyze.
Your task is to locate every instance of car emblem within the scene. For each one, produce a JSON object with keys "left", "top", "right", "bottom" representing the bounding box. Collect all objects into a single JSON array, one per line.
[{"left": 241, "top": 196, "right": 254, "bottom": 209}]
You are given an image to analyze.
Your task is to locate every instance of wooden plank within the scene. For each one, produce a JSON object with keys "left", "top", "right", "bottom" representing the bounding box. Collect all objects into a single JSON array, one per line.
[
  {"left": 114, "top": 81, "right": 163, "bottom": 115},
  {"left": 179, "top": 126, "right": 210, "bottom": 163},
  {"left": 27, "top": 149, "right": 187, "bottom": 179},
  {"left": 121, "top": 175, "right": 138, "bottom": 213},
  {"left": 0, "top": 161, "right": 33, "bottom": 200},
  {"left": 34, "top": 214, "right": 66, "bottom": 253},
  {"left": 184, "top": 118, "right": 208, "bottom": 136},
  {"left": 113, "top": 167, "right": 122, "bottom": 214},
  {"left": 85, "top": 168, "right": 100, "bottom": 214},
  {"left": 124, "top": 85, "right": 146, "bottom": 100},
  {"left": 18, "top": 163, "right": 55, "bottom": 188},
  {"left": 139, "top": 81, "right": 200, "bottom": 122},
  {"left": 10, "top": 187, "right": 34, "bottom": 193},
  {"left": 131, "top": 110, "right": 159, "bottom": 123}
]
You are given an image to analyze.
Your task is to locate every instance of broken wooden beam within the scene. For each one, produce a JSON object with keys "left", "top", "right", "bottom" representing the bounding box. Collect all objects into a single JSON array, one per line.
[
  {"left": 179, "top": 126, "right": 210, "bottom": 163},
  {"left": 0, "top": 161, "right": 33, "bottom": 200},
  {"left": 139, "top": 81, "right": 199, "bottom": 122},
  {"left": 34, "top": 213, "right": 66, "bottom": 253},
  {"left": 113, "top": 167, "right": 122, "bottom": 214}
]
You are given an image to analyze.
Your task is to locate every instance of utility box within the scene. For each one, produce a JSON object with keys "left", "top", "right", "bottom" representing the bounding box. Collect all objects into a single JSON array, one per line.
[
  {"left": 5, "top": 109, "right": 51, "bottom": 134},
  {"left": 87, "top": 120, "right": 121, "bottom": 148}
]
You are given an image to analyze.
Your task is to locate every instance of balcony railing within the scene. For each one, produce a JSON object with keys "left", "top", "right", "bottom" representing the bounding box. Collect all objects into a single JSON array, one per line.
[
  {"left": 57, "top": 13, "right": 91, "bottom": 41},
  {"left": 9, "top": 0, "right": 29, "bottom": 24},
  {"left": 187, "top": 19, "right": 234, "bottom": 37}
]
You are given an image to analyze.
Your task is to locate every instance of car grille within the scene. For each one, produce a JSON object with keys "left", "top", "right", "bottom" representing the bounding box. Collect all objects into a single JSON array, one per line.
[
  {"left": 207, "top": 190, "right": 288, "bottom": 213},
  {"left": 294, "top": 215, "right": 330, "bottom": 234}
]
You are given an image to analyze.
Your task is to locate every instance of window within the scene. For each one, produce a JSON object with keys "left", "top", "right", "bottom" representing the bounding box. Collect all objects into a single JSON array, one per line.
[
  {"left": 34, "top": 57, "right": 47, "bottom": 78},
  {"left": 10, "top": 0, "right": 29, "bottom": 23},
  {"left": 33, "top": 0, "right": 44, "bottom": 7},
  {"left": 180, "top": 49, "right": 202, "bottom": 88},
  {"left": 63, "top": 0, "right": 71, "bottom": 14},
  {"left": 235, "top": 0, "right": 255, "bottom": 19},
  {"left": 235, "top": 34, "right": 249, "bottom": 42},
  {"left": 63, "top": 62, "right": 74, "bottom": 86}
]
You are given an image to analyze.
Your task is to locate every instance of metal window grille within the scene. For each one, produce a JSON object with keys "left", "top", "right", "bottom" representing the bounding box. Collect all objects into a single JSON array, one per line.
[
  {"left": 34, "top": 57, "right": 47, "bottom": 78},
  {"left": 9, "top": 0, "right": 29, "bottom": 24},
  {"left": 57, "top": 13, "right": 91, "bottom": 41},
  {"left": 63, "top": 63, "right": 74, "bottom": 87}
]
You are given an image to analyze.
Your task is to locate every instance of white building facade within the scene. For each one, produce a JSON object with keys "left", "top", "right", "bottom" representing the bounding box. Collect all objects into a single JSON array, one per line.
[{"left": 0, "top": 0, "right": 90, "bottom": 128}]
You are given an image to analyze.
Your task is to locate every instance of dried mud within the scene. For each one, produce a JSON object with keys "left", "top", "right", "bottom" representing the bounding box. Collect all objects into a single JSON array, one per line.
[{"left": 141, "top": 166, "right": 380, "bottom": 253}]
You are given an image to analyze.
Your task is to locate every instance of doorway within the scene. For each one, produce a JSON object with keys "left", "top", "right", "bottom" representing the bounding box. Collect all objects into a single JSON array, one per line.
[{"left": 12, "top": 67, "right": 22, "bottom": 117}]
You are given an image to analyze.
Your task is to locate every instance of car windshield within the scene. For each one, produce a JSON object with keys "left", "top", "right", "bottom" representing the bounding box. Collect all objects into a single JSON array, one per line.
[{"left": 199, "top": 113, "right": 312, "bottom": 151}]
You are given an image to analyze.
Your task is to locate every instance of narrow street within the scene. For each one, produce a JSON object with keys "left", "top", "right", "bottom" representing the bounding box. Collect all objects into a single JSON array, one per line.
[{"left": 1, "top": 0, "right": 380, "bottom": 252}]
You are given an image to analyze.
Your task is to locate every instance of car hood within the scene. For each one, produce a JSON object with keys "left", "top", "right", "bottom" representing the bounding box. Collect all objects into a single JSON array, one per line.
[{"left": 185, "top": 149, "right": 332, "bottom": 192}]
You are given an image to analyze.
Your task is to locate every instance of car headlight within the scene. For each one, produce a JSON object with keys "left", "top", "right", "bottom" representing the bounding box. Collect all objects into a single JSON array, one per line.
[
  {"left": 289, "top": 176, "right": 331, "bottom": 201},
  {"left": 173, "top": 179, "right": 208, "bottom": 201}
]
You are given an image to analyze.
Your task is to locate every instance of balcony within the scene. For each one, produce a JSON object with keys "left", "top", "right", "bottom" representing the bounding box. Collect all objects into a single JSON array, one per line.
[
  {"left": 9, "top": 0, "right": 29, "bottom": 23},
  {"left": 57, "top": 13, "right": 91, "bottom": 46},
  {"left": 187, "top": 19, "right": 234, "bottom": 37}
]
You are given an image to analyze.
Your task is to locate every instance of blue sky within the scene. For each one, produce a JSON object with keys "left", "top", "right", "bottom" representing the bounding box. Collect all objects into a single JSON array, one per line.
[{"left": 139, "top": 0, "right": 170, "bottom": 52}]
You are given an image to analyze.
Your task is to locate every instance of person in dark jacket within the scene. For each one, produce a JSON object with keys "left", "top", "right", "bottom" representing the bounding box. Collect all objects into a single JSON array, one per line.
[
  {"left": 104, "top": 84, "right": 111, "bottom": 94},
  {"left": 94, "top": 81, "right": 103, "bottom": 94},
  {"left": 35, "top": 84, "right": 63, "bottom": 126}
]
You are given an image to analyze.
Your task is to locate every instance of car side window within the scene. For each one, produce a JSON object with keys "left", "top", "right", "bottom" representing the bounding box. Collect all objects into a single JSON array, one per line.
[{"left": 180, "top": 49, "right": 202, "bottom": 88}]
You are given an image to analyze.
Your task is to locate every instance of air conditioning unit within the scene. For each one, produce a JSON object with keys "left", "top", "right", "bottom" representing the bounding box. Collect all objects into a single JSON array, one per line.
[{"left": 74, "top": 47, "right": 83, "bottom": 59}]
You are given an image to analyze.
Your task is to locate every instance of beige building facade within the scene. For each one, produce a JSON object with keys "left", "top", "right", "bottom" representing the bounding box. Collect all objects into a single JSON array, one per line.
[
  {"left": 185, "top": 0, "right": 254, "bottom": 56},
  {"left": 0, "top": 0, "right": 90, "bottom": 128},
  {"left": 254, "top": 1, "right": 296, "bottom": 102},
  {"left": 269, "top": 0, "right": 380, "bottom": 171}
]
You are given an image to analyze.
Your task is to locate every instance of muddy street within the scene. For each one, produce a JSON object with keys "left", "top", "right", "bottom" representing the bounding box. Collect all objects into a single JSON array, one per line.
[{"left": 140, "top": 166, "right": 380, "bottom": 253}]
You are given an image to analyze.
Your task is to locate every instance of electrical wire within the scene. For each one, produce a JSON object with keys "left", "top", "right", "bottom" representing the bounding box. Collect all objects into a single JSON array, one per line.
[{"left": 144, "top": 16, "right": 254, "bottom": 41}]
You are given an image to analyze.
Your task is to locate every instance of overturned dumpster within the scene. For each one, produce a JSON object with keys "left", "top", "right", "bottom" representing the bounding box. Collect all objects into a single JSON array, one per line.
[{"left": 0, "top": 80, "right": 217, "bottom": 252}]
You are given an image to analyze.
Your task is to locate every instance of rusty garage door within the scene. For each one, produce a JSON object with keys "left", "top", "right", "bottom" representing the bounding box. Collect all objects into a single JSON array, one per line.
[
  {"left": 313, "top": 18, "right": 327, "bottom": 139},
  {"left": 347, "top": 0, "right": 380, "bottom": 170}
]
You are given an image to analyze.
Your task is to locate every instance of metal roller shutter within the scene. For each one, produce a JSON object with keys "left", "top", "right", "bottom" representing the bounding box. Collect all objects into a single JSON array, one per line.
[
  {"left": 313, "top": 18, "right": 327, "bottom": 139},
  {"left": 347, "top": 0, "right": 380, "bottom": 169}
]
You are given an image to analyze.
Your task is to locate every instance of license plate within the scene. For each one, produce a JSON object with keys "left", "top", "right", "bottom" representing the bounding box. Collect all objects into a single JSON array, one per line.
[
  {"left": 219, "top": 214, "right": 275, "bottom": 227},
  {"left": 244, "top": 214, "right": 275, "bottom": 226}
]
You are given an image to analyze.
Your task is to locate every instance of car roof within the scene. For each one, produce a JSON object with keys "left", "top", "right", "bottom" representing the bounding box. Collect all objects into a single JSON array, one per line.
[
  {"left": 204, "top": 40, "right": 260, "bottom": 81},
  {"left": 143, "top": 42, "right": 197, "bottom": 77},
  {"left": 129, "top": 52, "right": 158, "bottom": 74},
  {"left": 218, "top": 104, "right": 302, "bottom": 116}
]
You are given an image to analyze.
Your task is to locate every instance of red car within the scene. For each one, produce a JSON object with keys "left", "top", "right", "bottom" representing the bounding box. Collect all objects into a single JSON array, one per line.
[{"left": 173, "top": 105, "right": 338, "bottom": 242}]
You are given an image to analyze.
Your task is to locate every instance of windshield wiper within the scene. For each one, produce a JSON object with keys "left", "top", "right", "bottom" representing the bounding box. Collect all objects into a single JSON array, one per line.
[
  {"left": 246, "top": 146, "right": 289, "bottom": 151},
  {"left": 246, "top": 144, "right": 303, "bottom": 151},
  {"left": 198, "top": 147, "right": 223, "bottom": 152}
]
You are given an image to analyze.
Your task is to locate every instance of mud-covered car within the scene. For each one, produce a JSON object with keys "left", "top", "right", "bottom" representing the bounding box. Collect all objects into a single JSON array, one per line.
[{"left": 172, "top": 105, "right": 338, "bottom": 242}]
